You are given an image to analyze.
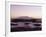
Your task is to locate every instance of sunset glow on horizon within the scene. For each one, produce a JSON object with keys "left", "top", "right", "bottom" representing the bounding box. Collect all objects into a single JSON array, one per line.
[{"left": 10, "top": 5, "right": 42, "bottom": 18}]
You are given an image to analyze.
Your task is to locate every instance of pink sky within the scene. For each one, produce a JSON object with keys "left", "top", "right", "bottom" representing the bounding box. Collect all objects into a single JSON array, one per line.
[{"left": 10, "top": 5, "right": 42, "bottom": 18}]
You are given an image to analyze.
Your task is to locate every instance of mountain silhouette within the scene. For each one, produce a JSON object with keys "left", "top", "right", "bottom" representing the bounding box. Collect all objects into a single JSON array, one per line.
[{"left": 15, "top": 16, "right": 33, "bottom": 19}]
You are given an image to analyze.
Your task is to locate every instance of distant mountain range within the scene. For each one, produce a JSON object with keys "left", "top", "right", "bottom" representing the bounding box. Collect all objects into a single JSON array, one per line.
[
  {"left": 11, "top": 16, "right": 41, "bottom": 19},
  {"left": 15, "top": 16, "right": 32, "bottom": 19},
  {"left": 11, "top": 16, "right": 41, "bottom": 23}
]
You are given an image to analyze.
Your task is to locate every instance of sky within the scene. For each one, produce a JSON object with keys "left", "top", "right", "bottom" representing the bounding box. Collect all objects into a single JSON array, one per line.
[{"left": 10, "top": 5, "right": 42, "bottom": 18}]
